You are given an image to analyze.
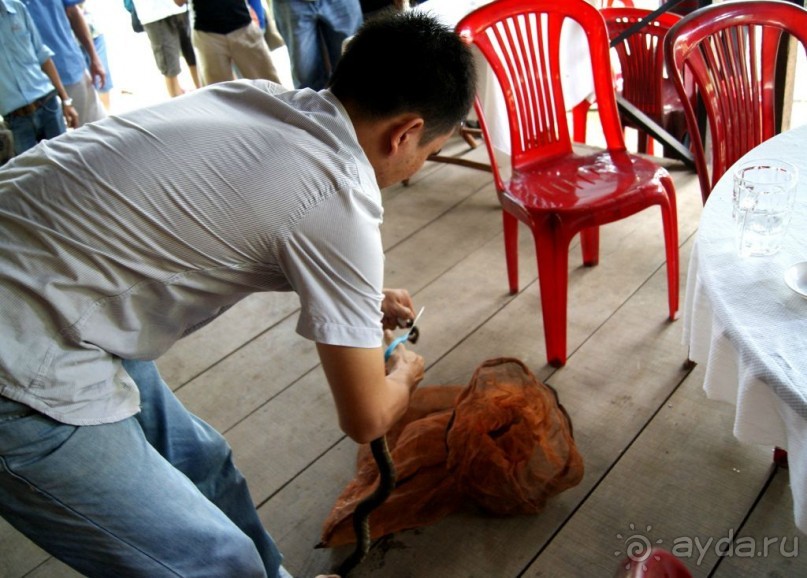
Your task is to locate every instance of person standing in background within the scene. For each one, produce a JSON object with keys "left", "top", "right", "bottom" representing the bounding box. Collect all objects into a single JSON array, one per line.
[
  {"left": 246, "top": 0, "right": 285, "bottom": 52},
  {"left": 133, "top": 0, "right": 200, "bottom": 97},
  {"left": 247, "top": 0, "right": 265, "bottom": 29},
  {"left": 176, "top": 0, "right": 281, "bottom": 86},
  {"left": 273, "top": 0, "right": 363, "bottom": 90},
  {"left": 23, "top": 0, "right": 107, "bottom": 126},
  {"left": 1, "top": 0, "right": 79, "bottom": 156},
  {"left": 79, "top": 1, "right": 113, "bottom": 110},
  {"left": 262, "top": 0, "right": 285, "bottom": 51}
]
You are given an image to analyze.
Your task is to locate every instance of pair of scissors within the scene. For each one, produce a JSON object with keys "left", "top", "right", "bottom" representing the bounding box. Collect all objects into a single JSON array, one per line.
[{"left": 384, "top": 306, "right": 425, "bottom": 361}]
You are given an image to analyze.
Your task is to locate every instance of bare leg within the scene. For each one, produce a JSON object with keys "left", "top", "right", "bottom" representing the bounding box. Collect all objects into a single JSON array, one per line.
[
  {"left": 164, "top": 75, "right": 185, "bottom": 98},
  {"left": 99, "top": 91, "right": 111, "bottom": 111},
  {"left": 189, "top": 65, "right": 202, "bottom": 89}
]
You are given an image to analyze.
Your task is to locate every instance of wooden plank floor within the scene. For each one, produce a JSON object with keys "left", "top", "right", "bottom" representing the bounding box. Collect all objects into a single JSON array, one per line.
[{"left": 3, "top": 136, "right": 806, "bottom": 578}]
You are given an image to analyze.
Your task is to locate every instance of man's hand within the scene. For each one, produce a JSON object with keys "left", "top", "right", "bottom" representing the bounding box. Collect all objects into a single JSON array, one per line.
[
  {"left": 63, "top": 102, "right": 79, "bottom": 129},
  {"left": 64, "top": 5, "right": 106, "bottom": 89},
  {"left": 381, "top": 288, "right": 415, "bottom": 331},
  {"left": 40, "top": 58, "right": 79, "bottom": 128},
  {"left": 88, "top": 57, "right": 106, "bottom": 90},
  {"left": 384, "top": 329, "right": 424, "bottom": 395}
]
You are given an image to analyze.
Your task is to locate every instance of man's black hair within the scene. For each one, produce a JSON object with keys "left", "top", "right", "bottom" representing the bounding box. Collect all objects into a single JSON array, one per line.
[{"left": 329, "top": 11, "right": 477, "bottom": 144}]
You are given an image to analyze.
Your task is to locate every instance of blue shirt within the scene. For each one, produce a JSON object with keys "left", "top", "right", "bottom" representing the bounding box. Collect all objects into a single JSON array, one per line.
[
  {"left": 21, "top": 0, "right": 85, "bottom": 86},
  {"left": 247, "top": 0, "right": 265, "bottom": 29},
  {"left": 0, "top": 0, "right": 55, "bottom": 115}
]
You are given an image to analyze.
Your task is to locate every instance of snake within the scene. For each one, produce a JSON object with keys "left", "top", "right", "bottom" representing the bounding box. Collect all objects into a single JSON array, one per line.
[
  {"left": 334, "top": 326, "right": 419, "bottom": 576},
  {"left": 334, "top": 436, "right": 398, "bottom": 576}
]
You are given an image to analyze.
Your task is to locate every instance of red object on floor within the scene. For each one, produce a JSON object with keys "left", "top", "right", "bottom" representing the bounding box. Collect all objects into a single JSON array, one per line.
[
  {"left": 774, "top": 446, "right": 789, "bottom": 468},
  {"left": 614, "top": 547, "right": 692, "bottom": 578}
]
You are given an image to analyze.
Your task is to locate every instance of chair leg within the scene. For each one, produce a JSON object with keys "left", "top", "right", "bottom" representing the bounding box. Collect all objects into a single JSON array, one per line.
[
  {"left": 460, "top": 126, "right": 481, "bottom": 149},
  {"left": 637, "top": 131, "right": 655, "bottom": 156},
  {"left": 659, "top": 182, "right": 680, "bottom": 320},
  {"left": 534, "top": 224, "right": 570, "bottom": 367},
  {"left": 774, "top": 447, "right": 789, "bottom": 468},
  {"left": 503, "top": 211, "right": 519, "bottom": 294},
  {"left": 572, "top": 99, "right": 592, "bottom": 144},
  {"left": 580, "top": 227, "right": 600, "bottom": 266}
]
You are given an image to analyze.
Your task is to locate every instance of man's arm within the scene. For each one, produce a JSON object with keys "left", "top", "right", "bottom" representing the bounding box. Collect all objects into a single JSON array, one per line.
[
  {"left": 316, "top": 340, "right": 424, "bottom": 444},
  {"left": 41, "top": 58, "right": 79, "bottom": 128},
  {"left": 64, "top": 4, "right": 106, "bottom": 89}
]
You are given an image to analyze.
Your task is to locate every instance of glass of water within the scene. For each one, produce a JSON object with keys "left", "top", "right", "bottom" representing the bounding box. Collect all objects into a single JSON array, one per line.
[{"left": 732, "top": 160, "right": 798, "bottom": 257}]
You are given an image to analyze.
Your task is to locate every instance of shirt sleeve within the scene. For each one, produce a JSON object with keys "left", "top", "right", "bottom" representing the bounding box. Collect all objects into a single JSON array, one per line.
[
  {"left": 279, "top": 187, "right": 385, "bottom": 349},
  {"left": 23, "top": 7, "right": 54, "bottom": 65}
]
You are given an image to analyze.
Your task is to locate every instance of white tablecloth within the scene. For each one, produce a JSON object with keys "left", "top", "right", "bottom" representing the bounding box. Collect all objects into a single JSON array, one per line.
[{"left": 683, "top": 123, "right": 807, "bottom": 533}]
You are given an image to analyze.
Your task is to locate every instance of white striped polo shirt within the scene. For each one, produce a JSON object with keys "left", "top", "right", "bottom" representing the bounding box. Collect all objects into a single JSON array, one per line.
[{"left": 0, "top": 80, "right": 385, "bottom": 425}]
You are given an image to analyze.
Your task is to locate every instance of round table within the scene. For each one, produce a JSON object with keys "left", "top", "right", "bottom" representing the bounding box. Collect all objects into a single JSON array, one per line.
[{"left": 683, "top": 123, "right": 807, "bottom": 533}]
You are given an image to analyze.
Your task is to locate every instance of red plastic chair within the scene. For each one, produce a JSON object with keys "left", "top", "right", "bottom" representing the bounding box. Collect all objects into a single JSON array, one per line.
[
  {"left": 602, "top": 8, "right": 688, "bottom": 156},
  {"left": 457, "top": 0, "right": 679, "bottom": 367},
  {"left": 665, "top": 0, "right": 807, "bottom": 203}
]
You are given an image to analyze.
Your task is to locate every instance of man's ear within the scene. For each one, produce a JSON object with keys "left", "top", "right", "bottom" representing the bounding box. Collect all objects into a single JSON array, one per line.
[{"left": 388, "top": 116, "right": 425, "bottom": 155}]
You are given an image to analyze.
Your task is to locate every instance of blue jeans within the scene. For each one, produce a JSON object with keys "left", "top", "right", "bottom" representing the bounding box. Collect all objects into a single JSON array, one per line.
[
  {"left": 0, "top": 360, "right": 283, "bottom": 577},
  {"left": 274, "top": 0, "right": 363, "bottom": 90},
  {"left": 5, "top": 92, "right": 66, "bottom": 156}
]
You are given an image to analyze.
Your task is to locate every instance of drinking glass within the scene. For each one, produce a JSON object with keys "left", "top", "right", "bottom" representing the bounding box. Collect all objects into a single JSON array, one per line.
[{"left": 732, "top": 160, "right": 798, "bottom": 257}]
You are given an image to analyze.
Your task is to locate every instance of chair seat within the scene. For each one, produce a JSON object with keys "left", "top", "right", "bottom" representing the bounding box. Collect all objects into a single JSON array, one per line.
[
  {"left": 497, "top": 150, "right": 678, "bottom": 368},
  {"left": 506, "top": 151, "right": 670, "bottom": 215}
]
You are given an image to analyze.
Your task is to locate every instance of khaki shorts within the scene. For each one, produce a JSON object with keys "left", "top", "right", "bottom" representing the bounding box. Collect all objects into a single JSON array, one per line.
[
  {"left": 193, "top": 24, "right": 280, "bottom": 86},
  {"left": 144, "top": 13, "right": 196, "bottom": 78}
]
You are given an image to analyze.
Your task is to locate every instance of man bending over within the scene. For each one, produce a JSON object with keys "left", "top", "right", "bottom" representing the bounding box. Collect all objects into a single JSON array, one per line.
[{"left": 0, "top": 11, "right": 475, "bottom": 578}]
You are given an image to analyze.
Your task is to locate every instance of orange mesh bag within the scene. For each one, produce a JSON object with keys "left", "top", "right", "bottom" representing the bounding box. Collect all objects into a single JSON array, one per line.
[
  {"left": 319, "top": 358, "right": 583, "bottom": 547},
  {"left": 447, "top": 358, "right": 584, "bottom": 515}
]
